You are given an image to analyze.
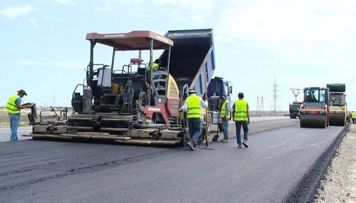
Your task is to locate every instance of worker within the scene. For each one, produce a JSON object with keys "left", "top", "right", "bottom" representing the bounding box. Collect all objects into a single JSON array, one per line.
[
  {"left": 219, "top": 95, "right": 230, "bottom": 143},
  {"left": 306, "top": 90, "right": 317, "bottom": 102},
  {"left": 180, "top": 89, "right": 208, "bottom": 151},
  {"left": 5, "top": 89, "right": 31, "bottom": 142},
  {"left": 153, "top": 59, "right": 160, "bottom": 70},
  {"left": 146, "top": 59, "right": 161, "bottom": 80},
  {"left": 145, "top": 59, "right": 161, "bottom": 105},
  {"left": 330, "top": 96, "right": 336, "bottom": 105},
  {"left": 146, "top": 59, "right": 160, "bottom": 73},
  {"left": 352, "top": 111, "right": 356, "bottom": 124},
  {"left": 232, "top": 92, "right": 250, "bottom": 148}
]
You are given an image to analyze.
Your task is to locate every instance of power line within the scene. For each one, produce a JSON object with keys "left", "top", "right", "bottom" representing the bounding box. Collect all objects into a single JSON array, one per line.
[{"left": 290, "top": 88, "right": 301, "bottom": 102}]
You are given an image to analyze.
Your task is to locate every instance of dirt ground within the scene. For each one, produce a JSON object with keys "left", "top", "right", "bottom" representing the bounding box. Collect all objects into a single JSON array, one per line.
[{"left": 314, "top": 124, "right": 356, "bottom": 203}]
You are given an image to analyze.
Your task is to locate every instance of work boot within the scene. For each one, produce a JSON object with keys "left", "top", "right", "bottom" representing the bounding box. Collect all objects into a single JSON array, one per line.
[
  {"left": 212, "top": 134, "right": 219, "bottom": 142},
  {"left": 242, "top": 139, "right": 248, "bottom": 148},
  {"left": 237, "top": 144, "right": 242, "bottom": 148},
  {"left": 186, "top": 141, "right": 195, "bottom": 151},
  {"left": 221, "top": 139, "right": 229, "bottom": 143}
]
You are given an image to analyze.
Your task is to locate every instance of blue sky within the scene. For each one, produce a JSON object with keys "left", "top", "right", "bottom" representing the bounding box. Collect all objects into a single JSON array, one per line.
[{"left": 1, "top": 0, "right": 355, "bottom": 111}]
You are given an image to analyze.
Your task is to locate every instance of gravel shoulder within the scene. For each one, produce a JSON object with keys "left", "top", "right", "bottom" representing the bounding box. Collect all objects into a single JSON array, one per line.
[{"left": 315, "top": 124, "right": 356, "bottom": 203}]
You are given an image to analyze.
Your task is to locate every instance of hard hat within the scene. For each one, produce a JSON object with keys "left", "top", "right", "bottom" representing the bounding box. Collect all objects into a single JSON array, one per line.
[
  {"left": 17, "top": 89, "right": 27, "bottom": 96},
  {"left": 188, "top": 89, "right": 196, "bottom": 94}
]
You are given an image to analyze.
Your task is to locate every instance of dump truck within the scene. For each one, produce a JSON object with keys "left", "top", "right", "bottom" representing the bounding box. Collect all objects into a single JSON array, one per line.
[
  {"left": 299, "top": 87, "right": 329, "bottom": 128},
  {"left": 327, "top": 83, "right": 347, "bottom": 126},
  {"left": 289, "top": 101, "right": 302, "bottom": 119},
  {"left": 25, "top": 29, "right": 217, "bottom": 146},
  {"left": 162, "top": 29, "right": 216, "bottom": 140},
  {"left": 162, "top": 29, "right": 225, "bottom": 133},
  {"left": 162, "top": 29, "right": 215, "bottom": 96}
]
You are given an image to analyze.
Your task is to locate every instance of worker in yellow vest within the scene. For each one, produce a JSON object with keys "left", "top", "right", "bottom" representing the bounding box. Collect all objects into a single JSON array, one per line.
[
  {"left": 4, "top": 89, "right": 31, "bottom": 142},
  {"left": 352, "top": 111, "right": 356, "bottom": 124},
  {"left": 145, "top": 59, "right": 161, "bottom": 105},
  {"left": 232, "top": 92, "right": 250, "bottom": 148},
  {"left": 180, "top": 89, "right": 208, "bottom": 151},
  {"left": 219, "top": 95, "right": 230, "bottom": 143},
  {"left": 146, "top": 59, "right": 160, "bottom": 80}
]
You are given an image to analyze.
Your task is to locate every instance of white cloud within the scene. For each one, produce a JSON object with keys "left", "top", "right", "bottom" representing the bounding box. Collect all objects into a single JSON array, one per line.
[
  {"left": 212, "top": 0, "right": 356, "bottom": 110},
  {"left": 94, "top": 6, "right": 111, "bottom": 11},
  {"left": 128, "top": 12, "right": 153, "bottom": 19},
  {"left": 0, "top": 5, "right": 34, "bottom": 19},
  {"left": 27, "top": 16, "right": 62, "bottom": 28},
  {"left": 52, "top": 0, "right": 78, "bottom": 6},
  {"left": 216, "top": 0, "right": 356, "bottom": 74},
  {"left": 152, "top": 0, "right": 214, "bottom": 23},
  {"left": 29, "top": 17, "right": 39, "bottom": 27},
  {"left": 97, "top": 0, "right": 215, "bottom": 23}
]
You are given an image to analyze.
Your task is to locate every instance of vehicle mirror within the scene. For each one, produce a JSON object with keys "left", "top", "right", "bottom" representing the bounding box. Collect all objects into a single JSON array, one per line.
[{"left": 229, "top": 86, "right": 233, "bottom": 94}]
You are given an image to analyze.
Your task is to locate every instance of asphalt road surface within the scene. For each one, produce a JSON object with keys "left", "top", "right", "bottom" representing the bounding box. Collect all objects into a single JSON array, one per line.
[
  {"left": 0, "top": 118, "right": 345, "bottom": 202},
  {"left": 0, "top": 127, "right": 32, "bottom": 142}
]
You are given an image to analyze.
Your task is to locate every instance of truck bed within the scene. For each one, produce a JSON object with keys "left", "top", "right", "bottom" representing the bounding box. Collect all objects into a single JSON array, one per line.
[{"left": 161, "top": 29, "right": 215, "bottom": 96}]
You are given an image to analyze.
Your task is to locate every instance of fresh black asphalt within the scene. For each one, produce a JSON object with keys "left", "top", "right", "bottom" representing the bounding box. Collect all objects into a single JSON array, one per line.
[{"left": 0, "top": 119, "right": 345, "bottom": 202}]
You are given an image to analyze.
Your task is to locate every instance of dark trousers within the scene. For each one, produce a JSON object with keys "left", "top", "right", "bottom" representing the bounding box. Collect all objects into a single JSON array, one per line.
[
  {"left": 221, "top": 118, "right": 229, "bottom": 139},
  {"left": 235, "top": 121, "right": 248, "bottom": 145},
  {"left": 187, "top": 118, "right": 201, "bottom": 147}
]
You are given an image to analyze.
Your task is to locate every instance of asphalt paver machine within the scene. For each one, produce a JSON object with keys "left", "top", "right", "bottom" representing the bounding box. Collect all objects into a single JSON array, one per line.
[{"left": 28, "top": 31, "right": 185, "bottom": 145}]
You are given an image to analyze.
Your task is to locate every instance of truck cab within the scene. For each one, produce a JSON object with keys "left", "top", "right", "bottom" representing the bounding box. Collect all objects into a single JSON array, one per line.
[
  {"left": 289, "top": 101, "right": 302, "bottom": 119},
  {"left": 207, "top": 77, "right": 233, "bottom": 131},
  {"left": 327, "top": 83, "right": 347, "bottom": 126},
  {"left": 299, "top": 87, "right": 329, "bottom": 128}
]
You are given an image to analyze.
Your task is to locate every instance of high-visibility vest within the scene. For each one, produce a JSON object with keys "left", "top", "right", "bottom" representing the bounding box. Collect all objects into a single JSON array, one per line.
[
  {"left": 186, "top": 94, "right": 201, "bottom": 119},
  {"left": 146, "top": 63, "right": 159, "bottom": 71},
  {"left": 233, "top": 100, "right": 248, "bottom": 121},
  {"left": 220, "top": 100, "right": 230, "bottom": 119},
  {"left": 352, "top": 111, "right": 356, "bottom": 118},
  {"left": 147, "top": 63, "right": 159, "bottom": 79},
  {"left": 5, "top": 95, "right": 20, "bottom": 114}
]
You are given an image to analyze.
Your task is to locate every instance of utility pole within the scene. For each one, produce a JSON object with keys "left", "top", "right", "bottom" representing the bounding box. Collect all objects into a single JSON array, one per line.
[
  {"left": 261, "top": 96, "right": 264, "bottom": 115},
  {"left": 256, "top": 96, "right": 260, "bottom": 115},
  {"left": 272, "top": 78, "right": 278, "bottom": 114},
  {"left": 290, "top": 88, "right": 301, "bottom": 102},
  {"left": 256, "top": 96, "right": 265, "bottom": 116},
  {"left": 53, "top": 92, "right": 56, "bottom": 107}
]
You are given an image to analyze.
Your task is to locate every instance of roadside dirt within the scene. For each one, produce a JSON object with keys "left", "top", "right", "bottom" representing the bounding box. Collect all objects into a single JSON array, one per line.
[{"left": 314, "top": 124, "right": 356, "bottom": 203}]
